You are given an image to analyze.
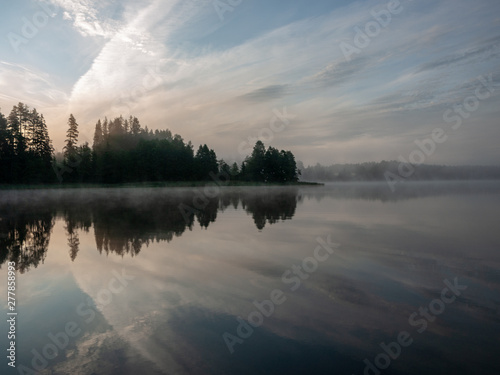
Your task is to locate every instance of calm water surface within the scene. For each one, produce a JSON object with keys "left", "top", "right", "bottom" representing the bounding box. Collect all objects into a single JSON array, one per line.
[{"left": 1, "top": 182, "right": 499, "bottom": 375}]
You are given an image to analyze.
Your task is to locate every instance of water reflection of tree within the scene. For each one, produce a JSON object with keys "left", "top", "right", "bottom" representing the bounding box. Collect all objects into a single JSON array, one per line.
[
  {"left": 0, "top": 210, "right": 54, "bottom": 273},
  {"left": 83, "top": 189, "right": 298, "bottom": 256},
  {"left": 90, "top": 196, "right": 196, "bottom": 257},
  {"left": 61, "top": 208, "right": 91, "bottom": 261},
  {"left": 240, "top": 189, "right": 299, "bottom": 230},
  {"left": 0, "top": 187, "right": 299, "bottom": 267},
  {"left": 65, "top": 217, "right": 80, "bottom": 262}
]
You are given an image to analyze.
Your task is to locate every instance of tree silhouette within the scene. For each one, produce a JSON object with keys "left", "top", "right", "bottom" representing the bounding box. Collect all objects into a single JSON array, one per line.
[
  {"left": 64, "top": 114, "right": 79, "bottom": 161},
  {"left": 0, "top": 107, "right": 301, "bottom": 185},
  {"left": 0, "top": 104, "right": 55, "bottom": 184},
  {"left": 241, "top": 141, "right": 299, "bottom": 183},
  {"left": 0, "top": 210, "right": 54, "bottom": 273},
  {"left": 195, "top": 144, "right": 218, "bottom": 180}
]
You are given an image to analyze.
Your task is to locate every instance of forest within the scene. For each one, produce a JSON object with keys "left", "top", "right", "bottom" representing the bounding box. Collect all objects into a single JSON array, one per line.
[
  {"left": 0, "top": 103, "right": 299, "bottom": 185},
  {"left": 3, "top": 102, "right": 498, "bottom": 186},
  {"left": 299, "top": 161, "right": 500, "bottom": 182}
]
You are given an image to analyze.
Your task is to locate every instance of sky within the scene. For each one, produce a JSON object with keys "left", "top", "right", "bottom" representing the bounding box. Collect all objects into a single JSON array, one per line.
[{"left": 1, "top": 0, "right": 499, "bottom": 166}]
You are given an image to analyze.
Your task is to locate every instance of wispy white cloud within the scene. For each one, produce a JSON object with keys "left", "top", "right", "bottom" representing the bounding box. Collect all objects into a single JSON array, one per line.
[
  {"left": 45, "top": 0, "right": 120, "bottom": 37},
  {"left": 1, "top": 0, "right": 500, "bottom": 165},
  {"left": 0, "top": 61, "right": 68, "bottom": 107}
]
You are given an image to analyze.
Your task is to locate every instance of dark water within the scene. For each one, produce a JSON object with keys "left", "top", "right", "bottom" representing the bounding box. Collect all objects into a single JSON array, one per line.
[{"left": 1, "top": 182, "right": 499, "bottom": 375}]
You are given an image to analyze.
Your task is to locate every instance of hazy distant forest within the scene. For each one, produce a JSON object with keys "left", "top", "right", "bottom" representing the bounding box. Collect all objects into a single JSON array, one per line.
[
  {"left": 0, "top": 103, "right": 299, "bottom": 185},
  {"left": 1, "top": 102, "right": 499, "bottom": 186},
  {"left": 299, "top": 162, "right": 500, "bottom": 182}
]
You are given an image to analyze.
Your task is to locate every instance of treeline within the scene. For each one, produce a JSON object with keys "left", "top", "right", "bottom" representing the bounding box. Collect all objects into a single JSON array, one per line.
[
  {"left": 0, "top": 103, "right": 53, "bottom": 184},
  {"left": 299, "top": 161, "right": 500, "bottom": 182},
  {"left": 0, "top": 103, "right": 299, "bottom": 184}
]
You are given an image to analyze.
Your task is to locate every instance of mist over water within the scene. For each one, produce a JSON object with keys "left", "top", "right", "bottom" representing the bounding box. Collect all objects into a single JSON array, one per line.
[{"left": 0, "top": 181, "right": 499, "bottom": 375}]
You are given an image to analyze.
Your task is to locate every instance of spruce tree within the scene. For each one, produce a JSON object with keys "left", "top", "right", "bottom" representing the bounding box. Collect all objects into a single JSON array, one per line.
[
  {"left": 31, "top": 111, "right": 53, "bottom": 160},
  {"left": 64, "top": 114, "right": 79, "bottom": 161},
  {"left": 93, "top": 119, "right": 103, "bottom": 150}
]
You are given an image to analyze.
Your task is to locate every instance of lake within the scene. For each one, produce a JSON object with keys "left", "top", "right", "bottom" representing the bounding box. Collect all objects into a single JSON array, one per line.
[{"left": 1, "top": 181, "right": 499, "bottom": 375}]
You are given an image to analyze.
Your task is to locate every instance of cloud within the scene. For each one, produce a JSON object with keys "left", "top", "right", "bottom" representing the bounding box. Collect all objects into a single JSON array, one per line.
[
  {"left": 2, "top": 0, "right": 500, "bottom": 165},
  {"left": 0, "top": 61, "right": 68, "bottom": 107},
  {"left": 311, "top": 56, "right": 370, "bottom": 87},
  {"left": 416, "top": 35, "right": 500, "bottom": 73},
  {"left": 239, "top": 84, "right": 291, "bottom": 102},
  {"left": 46, "top": 0, "right": 121, "bottom": 38}
]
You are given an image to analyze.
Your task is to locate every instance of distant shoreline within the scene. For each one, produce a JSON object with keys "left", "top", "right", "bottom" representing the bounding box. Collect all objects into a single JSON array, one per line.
[
  {"left": 2, "top": 179, "right": 500, "bottom": 191},
  {"left": 0, "top": 181, "right": 323, "bottom": 190}
]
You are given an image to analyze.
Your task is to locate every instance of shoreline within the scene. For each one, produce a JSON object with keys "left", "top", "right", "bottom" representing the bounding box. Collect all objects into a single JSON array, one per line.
[{"left": 0, "top": 181, "right": 324, "bottom": 190}]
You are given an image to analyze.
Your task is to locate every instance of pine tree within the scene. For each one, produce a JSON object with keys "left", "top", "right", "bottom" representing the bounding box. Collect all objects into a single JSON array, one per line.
[
  {"left": 230, "top": 162, "right": 239, "bottom": 178},
  {"left": 194, "top": 144, "right": 218, "bottom": 180},
  {"left": 6, "top": 104, "right": 29, "bottom": 182},
  {"left": 12, "top": 102, "right": 30, "bottom": 138},
  {"left": 246, "top": 140, "right": 266, "bottom": 181},
  {"left": 32, "top": 113, "right": 53, "bottom": 161},
  {"left": 7, "top": 103, "right": 28, "bottom": 154},
  {"left": 64, "top": 114, "right": 79, "bottom": 161},
  {"left": 109, "top": 116, "right": 124, "bottom": 136},
  {"left": 0, "top": 109, "right": 14, "bottom": 183},
  {"left": 78, "top": 142, "right": 92, "bottom": 183},
  {"left": 130, "top": 116, "right": 141, "bottom": 135},
  {"left": 93, "top": 119, "right": 103, "bottom": 149},
  {"left": 102, "top": 117, "right": 108, "bottom": 138},
  {"left": 123, "top": 118, "right": 129, "bottom": 133},
  {"left": 0, "top": 109, "right": 12, "bottom": 153},
  {"left": 26, "top": 108, "right": 39, "bottom": 151}
]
